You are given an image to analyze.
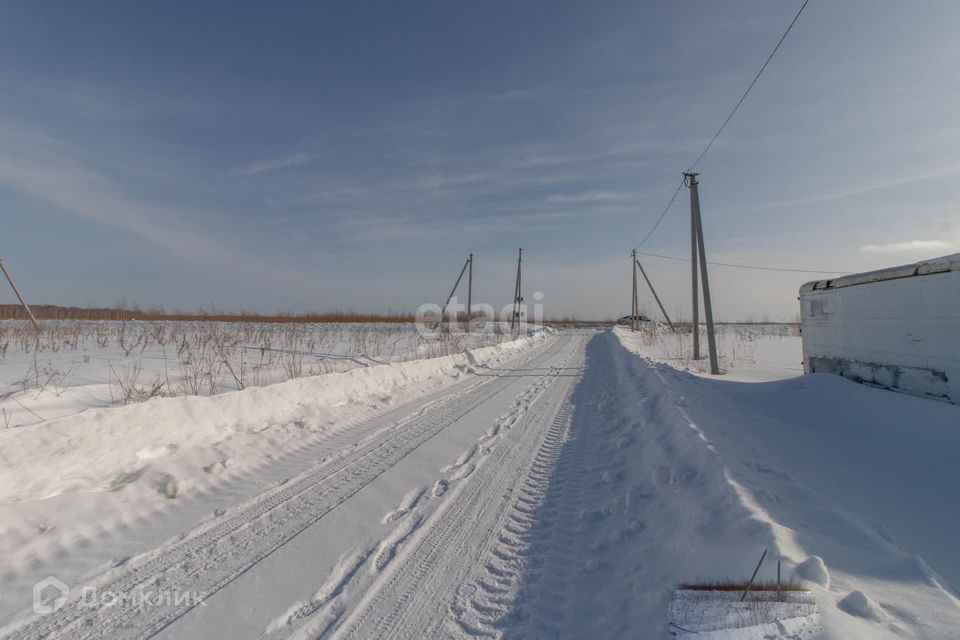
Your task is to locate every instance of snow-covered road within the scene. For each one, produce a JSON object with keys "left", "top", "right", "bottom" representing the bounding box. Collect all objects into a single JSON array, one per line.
[
  {"left": 4, "top": 329, "right": 959, "bottom": 639},
  {"left": 8, "top": 333, "right": 587, "bottom": 639}
]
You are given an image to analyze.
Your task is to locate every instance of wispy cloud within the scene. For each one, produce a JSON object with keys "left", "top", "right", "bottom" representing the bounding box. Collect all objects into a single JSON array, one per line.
[
  {"left": 757, "top": 163, "right": 960, "bottom": 211},
  {"left": 0, "top": 129, "right": 317, "bottom": 297},
  {"left": 861, "top": 240, "right": 959, "bottom": 254},
  {"left": 300, "top": 185, "right": 375, "bottom": 203},
  {"left": 501, "top": 152, "right": 583, "bottom": 170},
  {"left": 233, "top": 151, "right": 311, "bottom": 176},
  {"left": 546, "top": 190, "right": 631, "bottom": 204},
  {"left": 407, "top": 171, "right": 497, "bottom": 191}
]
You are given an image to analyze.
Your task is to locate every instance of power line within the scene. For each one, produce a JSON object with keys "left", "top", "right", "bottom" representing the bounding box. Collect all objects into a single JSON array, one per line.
[
  {"left": 634, "top": 178, "right": 684, "bottom": 249},
  {"left": 634, "top": 0, "right": 811, "bottom": 249},
  {"left": 635, "top": 250, "right": 852, "bottom": 275},
  {"left": 690, "top": 0, "right": 811, "bottom": 171}
]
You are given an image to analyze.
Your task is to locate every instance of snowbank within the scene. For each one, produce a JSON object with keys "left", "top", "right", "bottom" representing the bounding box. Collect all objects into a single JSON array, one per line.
[
  {"left": 0, "top": 331, "right": 548, "bottom": 505},
  {"left": 508, "top": 330, "right": 799, "bottom": 637},
  {"left": 611, "top": 328, "right": 960, "bottom": 639}
]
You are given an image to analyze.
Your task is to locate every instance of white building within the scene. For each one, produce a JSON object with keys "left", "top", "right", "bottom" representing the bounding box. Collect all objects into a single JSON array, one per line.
[{"left": 799, "top": 254, "right": 960, "bottom": 404}]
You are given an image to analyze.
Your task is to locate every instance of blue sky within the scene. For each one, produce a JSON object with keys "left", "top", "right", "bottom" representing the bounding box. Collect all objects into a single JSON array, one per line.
[{"left": 1, "top": 1, "right": 958, "bottom": 320}]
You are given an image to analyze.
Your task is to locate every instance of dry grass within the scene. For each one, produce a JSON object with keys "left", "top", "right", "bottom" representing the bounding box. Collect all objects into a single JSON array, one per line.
[
  {"left": 678, "top": 579, "right": 807, "bottom": 592},
  {"left": 545, "top": 318, "right": 617, "bottom": 327},
  {"left": 0, "top": 305, "right": 416, "bottom": 324},
  {"left": 0, "top": 319, "right": 509, "bottom": 417}
]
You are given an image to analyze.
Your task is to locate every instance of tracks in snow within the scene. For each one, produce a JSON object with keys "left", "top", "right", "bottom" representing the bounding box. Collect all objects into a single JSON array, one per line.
[
  {"left": 319, "top": 335, "right": 587, "bottom": 640},
  {"left": 447, "top": 386, "right": 593, "bottom": 638},
  {"left": 9, "top": 335, "right": 568, "bottom": 640}
]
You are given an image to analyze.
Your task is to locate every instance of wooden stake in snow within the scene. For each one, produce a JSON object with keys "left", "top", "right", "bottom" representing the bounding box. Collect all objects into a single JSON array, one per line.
[
  {"left": 777, "top": 558, "right": 782, "bottom": 602},
  {"left": 0, "top": 258, "right": 40, "bottom": 331}
]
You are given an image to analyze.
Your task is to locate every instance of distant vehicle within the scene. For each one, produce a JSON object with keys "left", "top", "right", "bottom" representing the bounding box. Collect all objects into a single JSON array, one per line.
[{"left": 617, "top": 314, "right": 651, "bottom": 325}]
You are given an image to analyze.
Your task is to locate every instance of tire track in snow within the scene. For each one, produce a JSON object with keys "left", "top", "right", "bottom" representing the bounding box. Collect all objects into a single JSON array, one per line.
[
  {"left": 264, "top": 337, "right": 581, "bottom": 640},
  {"left": 329, "top": 336, "right": 587, "bottom": 640},
  {"left": 478, "top": 330, "right": 777, "bottom": 638},
  {"left": 450, "top": 336, "right": 617, "bottom": 638},
  {"left": 8, "top": 336, "right": 567, "bottom": 640},
  {"left": 449, "top": 401, "right": 581, "bottom": 637}
]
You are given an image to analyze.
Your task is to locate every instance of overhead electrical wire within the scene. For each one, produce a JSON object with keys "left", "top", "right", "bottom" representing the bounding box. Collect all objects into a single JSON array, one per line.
[
  {"left": 634, "top": 178, "right": 685, "bottom": 249},
  {"left": 634, "top": 0, "right": 811, "bottom": 250},
  {"left": 689, "top": 0, "right": 811, "bottom": 172},
  {"left": 635, "top": 250, "right": 852, "bottom": 275}
]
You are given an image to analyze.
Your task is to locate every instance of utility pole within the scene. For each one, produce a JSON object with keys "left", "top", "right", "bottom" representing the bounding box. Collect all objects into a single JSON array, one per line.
[
  {"left": 0, "top": 258, "right": 40, "bottom": 331},
  {"left": 689, "top": 175, "right": 700, "bottom": 360},
  {"left": 510, "top": 248, "right": 523, "bottom": 336},
  {"left": 435, "top": 255, "right": 472, "bottom": 331},
  {"left": 631, "top": 250, "right": 638, "bottom": 331},
  {"left": 466, "top": 253, "right": 473, "bottom": 333},
  {"left": 635, "top": 259, "right": 674, "bottom": 329},
  {"left": 685, "top": 172, "right": 719, "bottom": 374}
]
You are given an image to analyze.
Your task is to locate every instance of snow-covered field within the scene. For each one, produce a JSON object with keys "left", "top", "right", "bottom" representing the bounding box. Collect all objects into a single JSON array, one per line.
[
  {"left": 1, "top": 324, "right": 957, "bottom": 639},
  {"left": 620, "top": 321, "right": 804, "bottom": 382},
  {"left": 0, "top": 320, "right": 509, "bottom": 429}
]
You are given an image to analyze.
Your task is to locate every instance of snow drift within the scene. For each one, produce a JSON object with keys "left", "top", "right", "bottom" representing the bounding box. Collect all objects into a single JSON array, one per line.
[{"left": 0, "top": 330, "right": 548, "bottom": 504}]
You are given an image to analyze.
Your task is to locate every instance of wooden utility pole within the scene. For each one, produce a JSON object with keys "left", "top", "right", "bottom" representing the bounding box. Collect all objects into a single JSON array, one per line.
[
  {"left": 0, "top": 258, "right": 40, "bottom": 331},
  {"left": 435, "top": 255, "right": 472, "bottom": 331},
  {"left": 690, "top": 176, "right": 700, "bottom": 360},
  {"left": 635, "top": 259, "right": 674, "bottom": 328},
  {"left": 685, "top": 172, "right": 719, "bottom": 374},
  {"left": 510, "top": 248, "right": 523, "bottom": 336},
  {"left": 466, "top": 253, "right": 473, "bottom": 333},
  {"left": 631, "top": 250, "right": 638, "bottom": 331}
]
